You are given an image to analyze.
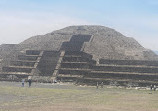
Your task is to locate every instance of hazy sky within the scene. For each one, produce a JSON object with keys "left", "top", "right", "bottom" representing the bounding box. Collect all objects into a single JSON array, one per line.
[{"left": 0, "top": 0, "right": 158, "bottom": 50}]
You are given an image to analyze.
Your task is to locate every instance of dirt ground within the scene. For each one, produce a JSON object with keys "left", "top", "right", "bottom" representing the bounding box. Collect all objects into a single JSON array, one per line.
[{"left": 0, "top": 81, "right": 158, "bottom": 111}]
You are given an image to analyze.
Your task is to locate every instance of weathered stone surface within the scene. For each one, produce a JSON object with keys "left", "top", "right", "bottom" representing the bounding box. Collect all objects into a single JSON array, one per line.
[
  {"left": 19, "top": 25, "right": 158, "bottom": 61},
  {"left": 0, "top": 25, "right": 158, "bottom": 61}
]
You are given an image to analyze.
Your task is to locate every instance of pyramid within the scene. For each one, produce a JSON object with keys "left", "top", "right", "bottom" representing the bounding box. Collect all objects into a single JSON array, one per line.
[{"left": 0, "top": 25, "right": 158, "bottom": 86}]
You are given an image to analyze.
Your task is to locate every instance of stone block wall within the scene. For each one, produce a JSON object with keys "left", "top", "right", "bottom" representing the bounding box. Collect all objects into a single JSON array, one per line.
[
  {"left": 26, "top": 50, "right": 41, "bottom": 55},
  {"left": 37, "top": 51, "right": 60, "bottom": 76},
  {"left": 18, "top": 55, "right": 38, "bottom": 61},
  {"left": 10, "top": 61, "right": 35, "bottom": 67},
  {"left": 92, "top": 65, "right": 158, "bottom": 73},
  {"left": 99, "top": 59, "right": 158, "bottom": 66},
  {"left": 2, "top": 67, "right": 32, "bottom": 73}
]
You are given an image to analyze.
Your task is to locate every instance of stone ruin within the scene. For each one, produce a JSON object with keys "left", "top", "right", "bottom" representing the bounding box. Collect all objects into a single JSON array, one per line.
[{"left": 0, "top": 25, "right": 158, "bottom": 87}]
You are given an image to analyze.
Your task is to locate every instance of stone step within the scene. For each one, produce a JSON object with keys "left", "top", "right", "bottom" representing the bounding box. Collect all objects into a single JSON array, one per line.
[
  {"left": 91, "top": 71, "right": 158, "bottom": 76},
  {"left": 59, "top": 69, "right": 89, "bottom": 75},
  {"left": 26, "top": 50, "right": 41, "bottom": 55},
  {"left": 99, "top": 59, "right": 158, "bottom": 66},
  {"left": 86, "top": 71, "right": 158, "bottom": 81},
  {"left": 64, "top": 55, "right": 82, "bottom": 57},
  {"left": 18, "top": 55, "right": 38, "bottom": 61},
  {"left": 10, "top": 61, "right": 35, "bottom": 67},
  {"left": 24, "top": 55, "right": 41, "bottom": 57},
  {"left": 97, "top": 64, "right": 158, "bottom": 68},
  {"left": 63, "top": 57, "right": 88, "bottom": 62},
  {"left": 57, "top": 74, "right": 83, "bottom": 78},
  {"left": 2, "top": 67, "right": 32, "bottom": 73},
  {"left": 60, "top": 68, "right": 92, "bottom": 71},
  {"left": 11, "top": 60, "right": 37, "bottom": 62},
  {"left": 92, "top": 65, "right": 158, "bottom": 73},
  {"left": 0, "top": 72, "right": 32, "bottom": 76},
  {"left": 60, "top": 63, "right": 90, "bottom": 69},
  {"left": 6, "top": 66, "right": 34, "bottom": 69},
  {"left": 63, "top": 57, "right": 96, "bottom": 64},
  {"left": 62, "top": 62, "right": 88, "bottom": 64},
  {"left": 64, "top": 51, "right": 92, "bottom": 58}
]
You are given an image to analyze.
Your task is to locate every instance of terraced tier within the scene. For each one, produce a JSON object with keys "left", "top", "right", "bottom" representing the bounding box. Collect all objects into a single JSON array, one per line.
[
  {"left": 76, "top": 77, "right": 158, "bottom": 87},
  {"left": 99, "top": 59, "right": 158, "bottom": 66},
  {"left": 61, "top": 62, "right": 91, "bottom": 69},
  {"left": 57, "top": 51, "right": 158, "bottom": 86},
  {"left": 2, "top": 66, "right": 33, "bottom": 73},
  {"left": 26, "top": 50, "right": 41, "bottom": 55},
  {"left": 59, "top": 68, "right": 90, "bottom": 75},
  {"left": 1, "top": 48, "right": 158, "bottom": 87},
  {"left": 0, "top": 50, "right": 44, "bottom": 79},
  {"left": 86, "top": 71, "right": 158, "bottom": 81},
  {"left": 10, "top": 61, "right": 36, "bottom": 67},
  {"left": 18, "top": 55, "right": 39, "bottom": 61},
  {"left": 0, "top": 72, "right": 32, "bottom": 76},
  {"left": 91, "top": 65, "right": 158, "bottom": 73},
  {"left": 56, "top": 51, "right": 95, "bottom": 82}
]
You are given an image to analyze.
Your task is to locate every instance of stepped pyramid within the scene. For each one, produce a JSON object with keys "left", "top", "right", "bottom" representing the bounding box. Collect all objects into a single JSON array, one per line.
[{"left": 0, "top": 25, "right": 158, "bottom": 86}]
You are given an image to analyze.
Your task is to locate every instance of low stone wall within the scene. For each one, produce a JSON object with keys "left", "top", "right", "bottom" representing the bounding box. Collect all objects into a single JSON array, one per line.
[
  {"left": 86, "top": 72, "right": 158, "bottom": 81},
  {"left": 2, "top": 67, "right": 32, "bottom": 73},
  {"left": 10, "top": 61, "right": 35, "bottom": 67},
  {"left": 65, "top": 51, "right": 93, "bottom": 58},
  {"left": 61, "top": 63, "right": 90, "bottom": 69},
  {"left": 99, "top": 59, "right": 158, "bottom": 66},
  {"left": 92, "top": 65, "right": 158, "bottom": 73},
  {"left": 26, "top": 50, "right": 41, "bottom": 55},
  {"left": 18, "top": 55, "right": 38, "bottom": 61},
  {"left": 59, "top": 69, "right": 89, "bottom": 75},
  {"left": 63, "top": 56, "right": 89, "bottom": 62}
]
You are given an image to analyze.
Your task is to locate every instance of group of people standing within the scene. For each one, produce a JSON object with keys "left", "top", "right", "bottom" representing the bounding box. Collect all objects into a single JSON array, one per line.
[
  {"left": 21, "top": 78, "right": 32, "bottom": 87},
  {"left": 96, "top": 82, "right": 104, "bottom": 89},
  {"left": 150, "top": 84, "right": 157, "bottom": 91}
]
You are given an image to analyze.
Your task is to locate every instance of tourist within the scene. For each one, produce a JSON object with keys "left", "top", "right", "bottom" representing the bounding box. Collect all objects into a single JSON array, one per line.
[
  {"left": 21, "top": 79, "right": 25, "bottom": 87},
  {"left": 150, "top": 84, "right": 153, "bottom": 91},
  {"left": 28, "top": 79, "right": 32, "bottom": 87},
  {"left": 96, "top": 82, "right": 99, "bottom": 89},
  {"left": 101, "top": 82, "right": 104, "bottom": 88},
  {"left": 153, "top": 85, "right": 156, "bottom": 91}
]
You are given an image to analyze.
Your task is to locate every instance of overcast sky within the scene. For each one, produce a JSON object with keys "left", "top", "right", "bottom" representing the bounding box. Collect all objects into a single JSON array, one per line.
[{"left": 0, "top": 0, "right": 158, "bottom": 50}]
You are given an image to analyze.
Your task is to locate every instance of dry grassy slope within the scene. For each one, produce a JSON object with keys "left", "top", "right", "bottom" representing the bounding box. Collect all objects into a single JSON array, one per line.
[{"left": 19, "top": 25, "right": 158, "bottom": 60}]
